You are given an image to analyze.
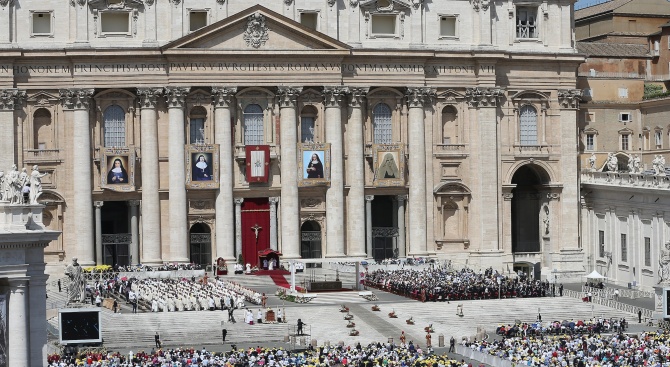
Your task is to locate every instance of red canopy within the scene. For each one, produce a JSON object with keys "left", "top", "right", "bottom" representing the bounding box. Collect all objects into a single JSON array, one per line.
[{"left": 258, "top": 248, "right": 282, "bottom": 257}]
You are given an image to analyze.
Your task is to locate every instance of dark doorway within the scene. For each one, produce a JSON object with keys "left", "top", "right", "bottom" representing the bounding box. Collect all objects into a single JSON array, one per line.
[
  {"left": 301, "top": 221, "right": 322, "bottom": 268},
  {"left": 371, "top": 196, "right": 397, "bottom": 262},
  {"left": 189, "top": 223, "right": 212, "bottom": 266},
  {"left": 101, "top": 201, "right": 130, "bottom": 267},
  {"left": 511, "top": 165, "right": 547, "bottom": 253}
]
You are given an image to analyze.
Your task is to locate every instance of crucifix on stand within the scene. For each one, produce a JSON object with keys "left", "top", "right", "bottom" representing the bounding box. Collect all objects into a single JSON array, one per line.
[{"left": 251, "top": 223, "right": 262, "bottom": 244}]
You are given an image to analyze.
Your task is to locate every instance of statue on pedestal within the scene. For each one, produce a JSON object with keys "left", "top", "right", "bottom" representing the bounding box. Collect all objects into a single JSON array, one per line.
[
  {"left": 653, "top": 155, "right": 666, "bottom": 176},
  {"left": 632, "top": 154, "right": 641, "bottom": 174},
  {"left": 606, "top": 153, "right": 618, "bottom": 172},
  {"left": 65, "top": 258, "right": 86, "bottom": 303},
  {"left": 29, "top": 165, "right": 47, "bottom": 205},
  {"left": 7, "top": 165, "right": 20, "bottom": 204},
  {"left": 659, "top": 242, "right": 670, "bottom": 284},
  {"left": 588, "top": 153, "right": 596, "bottom": 171}
]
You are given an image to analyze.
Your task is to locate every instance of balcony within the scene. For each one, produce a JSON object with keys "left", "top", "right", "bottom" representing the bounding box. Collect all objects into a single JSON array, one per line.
[
  {"left": 581, "top": 170, "right": 670, "bottom": 190},
  {"left": 234, "top": 145, "right": 279, "bottom": 161},
  {"left": 23, "top": 149, "right": 62, "bottom": 163},
  {"left": 434, "top": 144, "right": 468, "bottom": 158},
  {"left": 511, "top": 144, "right": 550, "bottom": 157}
]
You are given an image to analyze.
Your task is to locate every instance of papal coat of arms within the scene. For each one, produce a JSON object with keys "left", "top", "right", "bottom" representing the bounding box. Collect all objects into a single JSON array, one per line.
[{"left": 244, "top": 13, "right": 269, "bottom": 49}]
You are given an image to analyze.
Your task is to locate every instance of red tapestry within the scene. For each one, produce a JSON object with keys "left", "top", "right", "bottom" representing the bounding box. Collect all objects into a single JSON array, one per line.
[
  {"left": 245, "top": 145, "right": 270, "bottom": 183},
  {"left": 241, "top": 198, "right": 270, "bottom": 267}
]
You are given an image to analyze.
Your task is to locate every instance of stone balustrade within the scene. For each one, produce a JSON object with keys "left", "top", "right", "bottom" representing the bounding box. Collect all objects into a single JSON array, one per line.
[{"left": 581, "top": 170, "right": 670, "bottom": 190}]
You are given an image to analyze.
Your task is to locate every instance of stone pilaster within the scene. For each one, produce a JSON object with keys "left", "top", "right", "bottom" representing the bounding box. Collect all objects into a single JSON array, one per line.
[
  {"left": 557, "top": 89, "right": 582, "bottom": 252},
  {"left": 346, "top": 88, "right": 368, "bottom": 257},
  {"left": 71, "top": 0, "right": 88, "bottom": 43},
  {"left": 234, "top": 198, "right": 244, "bottom": 259},
  {"left": 277, "top": 86, "right": 302, "bottom": 258},
  {"left": 213, "top": 87, "right": 237, "bottom": 261},
  {"left": 137, "top": 87, "right": 163, "bottom": 264},
  {"left": 465, "top": 87, "right": 503, "bottom": 253},
  {"left": 269, "top": 197, "right": 279, "bottom": 251},
  {"left": 0, "top": 0, "right": 14, "bottom": 43},
  {"left": 502, "top": 191, "right": 513, "bottom": 255},
  {"left": 324, "top": 86, "right": 348, "bottom": 257},
  {"left": 396, "top": 195, "right": 407, "bottom": 258},
  {"left": 128, "top": 200, "right": 140, "bottom": 265},
  {"left": 165, "top": 87, "right": 190, "bottom": 263},
  {"left": 365, "top": 195, "right": 374, "bottom": 257},
  {"left": 8, "top": 279, "right": 28, "bottom": 367},
  {"left": 0, "top": 89, "right": 25, "bottom": 170},
  {"left": 94, "top": 201, "right": 104, "bottom": 265},
  {"left": 28, "top": 275, "right": 48, "bottom": 367},
  {"left": 60, "top": 88, "right": 95, "bottom": 265},
  {"left": 406, "top": 87, "right": 435, "bottom": 256}
]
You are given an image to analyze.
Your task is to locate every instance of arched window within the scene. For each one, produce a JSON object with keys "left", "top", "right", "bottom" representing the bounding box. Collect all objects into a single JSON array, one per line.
[
  {"left": 300, "top": 105, "right": 317, "bottom": 143},
  {"left": 519, "top": 105, "right": 538, "bottom": 145},
  {"left": 189, "top": 106, "right": 207, "bottom": 144},
  {"left": 33, "top": 108, "right": 52, "bottom": 150},
  {"left": 243, "top": 104, "right": 264, "bottom": 145},
  {"left": 103, "top": 105, "right": 126, "bottom": 147},
  {"left": 442, "top": 106, "right": 457, "bottom": 145},
  {"left": 373, "top": 103, "right": 392, "bottom": 144}
]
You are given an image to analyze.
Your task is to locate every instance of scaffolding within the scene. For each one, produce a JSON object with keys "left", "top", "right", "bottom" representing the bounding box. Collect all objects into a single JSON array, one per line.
[{"left": 287, "top": 324, "right": 312, "bottom": 350}]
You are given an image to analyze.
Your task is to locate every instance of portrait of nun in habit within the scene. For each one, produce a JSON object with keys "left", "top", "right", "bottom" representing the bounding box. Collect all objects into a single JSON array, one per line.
[
  {"left": 193, "top": 154, "right": 212, "bottom": 181},
  {"left": 377, "top": 152, "right": 400, "bottom": 179},
  {"left": 107, "top": 158, "right": 129, "bottom": 184}
]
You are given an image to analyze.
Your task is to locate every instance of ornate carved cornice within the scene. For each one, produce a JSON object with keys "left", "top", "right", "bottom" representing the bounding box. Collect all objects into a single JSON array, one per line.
[
  {"left": 136, "top": 87, "right": 163, "bottom": 109},
  {"left": 406, "top": 87, "right": 436, "bottom": 108},
  {"left": 323, "top": 87, "right": 349, "bottom": 108},
  {"left": 89, "top": 0, "right": 144, "bottom": 9},
  {"left": 212, "top": 87, "right": 237, "bottom": 108},
  {"left": 557, "top": 89, "right": 582, "bottom": 110},
  {"left": 59, "top": 88, "right": 94, "bottom": 110},
  {"left": 0, "top": 89, "right": 26, "bottom": 110},
  {"left": 244, "top": 13, "right": 269, "bottom": 49},
  {"left": 470, "top": 0, "right": 490, "bottom": 12},
  {"left": 277, "top": 86, "right": 302, "bottom": 109},
  {"left": 348, "top": 87, "right": 369, "bottom": 108},
  {"left": 164, "top": 87, "right": 190, "bottom": 109},
  {"left": 465, "top": 87, "right": 503, "bottom": 108},
  {"left": 0, "top": 0, "right": 14, "bottom": 8}
]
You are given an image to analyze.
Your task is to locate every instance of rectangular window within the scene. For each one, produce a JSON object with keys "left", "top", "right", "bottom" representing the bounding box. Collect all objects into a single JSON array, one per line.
[
  {"left": 300, "top": 12, "right": 318, "bottom": 30},
  {"left": 100, "top": 12, "right": 130, "bottom": 34},
  {"left": 189, "top": 11, "right": 208, "bottom": 32},
  {"left": 32, "top": 12, "right": 52, "bottom": 35},
  {"left": 656, "top": 131, "right": 663, "bottom": 148},
  {"left": 516, "top": 7, "right": 538, "bottom": 39},
  {"left": 619, "top": 112, "right": 631, "bottom": 123},
  {"left": 599, "top": 230, "right": 605, "bottom": 258},
  {"left": 371, "top": 15, "right": 396, "bottom": 36},
  {"left": 622, "top": 134, "right": 629, "bottom": 150},
  {"left": 440, "top": 16, "right": 457, "bottom": 38},
  {"left": 38, "top": 142, "right": 46, "bottom": 151},
  {"left": 645, "top": 237, "right": 651, "bottom": 267},
  {"left": 301, "top": 116, "right": 315, "bottom": 143},
  {"left": 190, "top": 118, "right": 205, "bottom": 144},
  {"left": 620, "top": 233, "right": 627, "bottom": 262},
  {"left": 618, "top": 88, "right": 628, "bottom": 98},
  {"left": 586, "top": 135, "right": 594, "bottom": 151}
]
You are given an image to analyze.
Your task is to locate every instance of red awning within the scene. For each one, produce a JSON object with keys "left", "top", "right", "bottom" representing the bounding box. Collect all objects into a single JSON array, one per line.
[{"left": 257, "top": 248, "right": 282, "bottom": 257}]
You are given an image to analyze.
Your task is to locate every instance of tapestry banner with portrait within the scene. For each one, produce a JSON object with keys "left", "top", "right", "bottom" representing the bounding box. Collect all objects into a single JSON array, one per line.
[
  {"left": 101, "top": 147, "right": 136, "bottom": 192},
  {"left": 298, "top": 143, "right": 331, "bottom": 187},
  {"left": 186, "top": 144, "right": 220, "bottom": 189},
  {"left": 245, "top": 145, "right": 270, "bottom": 183},
  {"left": 373, "top": 144, "right": 405, "bottom": 187}
]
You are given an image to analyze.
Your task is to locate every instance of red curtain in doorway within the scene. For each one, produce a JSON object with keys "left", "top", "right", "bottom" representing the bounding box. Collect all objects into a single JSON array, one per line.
[{"left": 241, "top": 198, "right": 270, "bottom": 267}]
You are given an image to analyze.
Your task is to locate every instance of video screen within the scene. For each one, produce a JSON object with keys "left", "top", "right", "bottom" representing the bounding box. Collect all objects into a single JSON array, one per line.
[{"left": 60, "top": 310, "right": 101, "bottom": 343}]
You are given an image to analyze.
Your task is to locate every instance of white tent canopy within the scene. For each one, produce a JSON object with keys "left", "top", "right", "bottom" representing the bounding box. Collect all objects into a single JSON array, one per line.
[{"left": 585, "top": 270, "right": 606, "bottom": 279}]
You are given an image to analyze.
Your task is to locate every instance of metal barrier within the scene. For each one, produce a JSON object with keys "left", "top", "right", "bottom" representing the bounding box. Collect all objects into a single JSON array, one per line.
[
  {"left": 582, "top": 285, "right": 654, "bottom": 299},
  {"left": 564, "top": 288, "right": 653, "bottom": 319}
]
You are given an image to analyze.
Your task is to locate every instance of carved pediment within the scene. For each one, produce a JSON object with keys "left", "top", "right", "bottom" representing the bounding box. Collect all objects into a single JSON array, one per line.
[
  {"left": 27, "top": 91, "right": 60, "bottom": 105},
  {"left": 163, "top": 5, "right": 350, "bottom": 53},
  {"left": 88, "top": 0, "right": 143, "bottom": 10},
  {"left": 360, "top": 0, "right": 413, "bottom": 12}
]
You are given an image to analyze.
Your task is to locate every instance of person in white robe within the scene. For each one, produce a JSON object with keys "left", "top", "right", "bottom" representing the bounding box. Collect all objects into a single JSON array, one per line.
[{"left": 151, "top": 299, "right": 158, "bottom": 312}]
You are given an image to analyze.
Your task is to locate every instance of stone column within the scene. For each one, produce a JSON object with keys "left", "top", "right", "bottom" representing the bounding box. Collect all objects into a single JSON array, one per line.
[
  {"left": 465, "top": 87, "right": 503, "bottom": 252},
  {"left": 8, "top": 279, "right": 28, "bottom": 367},
  {"left": 365, "top": 195, "right": 374, "bottom": 257},
  {"left": 269, "top": 197, "right": 279, "bottom": 251},
  {"left": 234, "top": 198, "right": 244, "bottom": 259},
  {"left": 406, "top": 88, "right": 435, "bottom": 256},
  {"left": 137, "top": 88, "right": 163, "bottom": 264},
  {"left": 60, "top": 88, "right": 95, "bottom": 265},
  {"left": 94, "top": 201, "right": 104, "bottom": 265},
  {"left": 28, "top": 275, "right": 48, "bottom": 367},
  {"left": 346, "top": 88, "right": 368, "bottom": 257},
  {"left": 502, "top": 191, "right": 514, "bottom": 254},
  {"left": 397, "top": 195, "right": 407, "bottom": 258},
  {"left": 213, "top": 87, "right": 237, "bottom": 261},
  {"left": 0, "top": 89, "right": 24, "bottom": 169},
  {"left": 128, "top": 200, "right": 140, "bottom": 265},
  {"left": 324, "top": 87, "right": 348, "bottom": 257},
  {"left": 165, "top": 87, "right": 190, "bottom": 263},
  {"left": 278, "top": 86, "right": 302, "bottom": 258}
]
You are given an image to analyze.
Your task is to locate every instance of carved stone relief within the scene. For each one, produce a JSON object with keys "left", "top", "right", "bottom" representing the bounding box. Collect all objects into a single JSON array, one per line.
[
  {"left": 301, "top": 198, "right": 323, "bottom": 209},
  {"left": 244, "top": 13, "right": 269, "bottom": 49}
]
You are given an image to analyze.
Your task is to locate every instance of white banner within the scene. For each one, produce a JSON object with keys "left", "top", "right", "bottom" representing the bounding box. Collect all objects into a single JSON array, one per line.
[{"left": 250, "top": 150, "right": 265, "bottom": 177}]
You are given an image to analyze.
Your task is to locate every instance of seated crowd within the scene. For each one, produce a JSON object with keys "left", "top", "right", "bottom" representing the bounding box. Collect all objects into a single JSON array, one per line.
[
  {"left": 115, "top": 264, "right": 203, "bottom": 272},
  {"left": 366, "top": 267, "right": 551, "bottom": 301},
  {"left": 496, "top": 318, "right": 628, "bottom": 337},
  {"left": 464, "top": 329, "right": 670, "bottom": 366},
  {"left": 48, "top": 341, "right": 463, "bottom": 367}
]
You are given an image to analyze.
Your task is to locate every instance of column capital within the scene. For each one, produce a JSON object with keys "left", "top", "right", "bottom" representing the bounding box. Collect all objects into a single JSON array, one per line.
[
  {"left": 396, "top": 194, "right": 408, "bottom": 203},
  {"left": 212, "top": 87, "right": 237, "bottom": 108},
  {"left": 269, "top": 197, "right": 280, "bottom": 204},
  {"left": 234, "top": 197, "right": 245, "bottom": 205},
  {"left": 503, "top": 193, "right": 513, "bottom": 201},
  {"left": 470, "top": 0, "right": 490, "bottom": 11},
  {"left": 365, "top": 195, "right": 375, "bottom": 202},
  {"left": 0, "top": 0, "right": 15, "bottom": 7},
  {"left": 557, "top": 89, "right": 583, "bottom": 110},
  {"left": 164, "top": 87, "right": 190, "bottom": 109},
  {"left": 0, "top": 89, "right": 26, "bottom": 110},
  {"left": 406, "top": 87, "right": 436, "bottom": 108},
  {"left": 323, "top": 86, "right": 349, "bottom": 108},
  {"left": 9, "top": 278, "right": 28, "bottom": 291},
  {"left": 348, "top": 87, "right": 369, "bottom": 108},
  {"left": 128, "top": 199, "right": 141, "bottom": 206},
  {"left": 465, "top": 87, "right": 504, "bottom": 108},
  {"left": 69, "top": 0, "right": 86, "bottom": 6},
  {"left": 59, "top": 88, "right": 94, "bottom": 110},
  {"left": 137, "top": 87, "right": 163, "bottom": 109},
  {"left": 94, "top": 201, "right": 104, "bottom": 208},
  {"left": 547, "top": 193, "right": 560, "bottom": 200},
  {"left": 277, "top": 86, "right": 302, "bottom": 108}
]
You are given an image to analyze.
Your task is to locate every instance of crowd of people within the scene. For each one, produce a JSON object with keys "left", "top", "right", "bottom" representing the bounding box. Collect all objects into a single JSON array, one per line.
[
  {"left": 464, "top": 329, "right": 670, "bottom": 366},
  {"left": 366, "top": 267, "right": 554, "bottom": 301},
  {"left": 495, "top": 318, "right": 629, "bottom": 337},
  {"left": 115, "top": 264, "right": 203, "bottom": 272},
  {"left": 47, "top": 341, "right": 464, "bottom": 367}
]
